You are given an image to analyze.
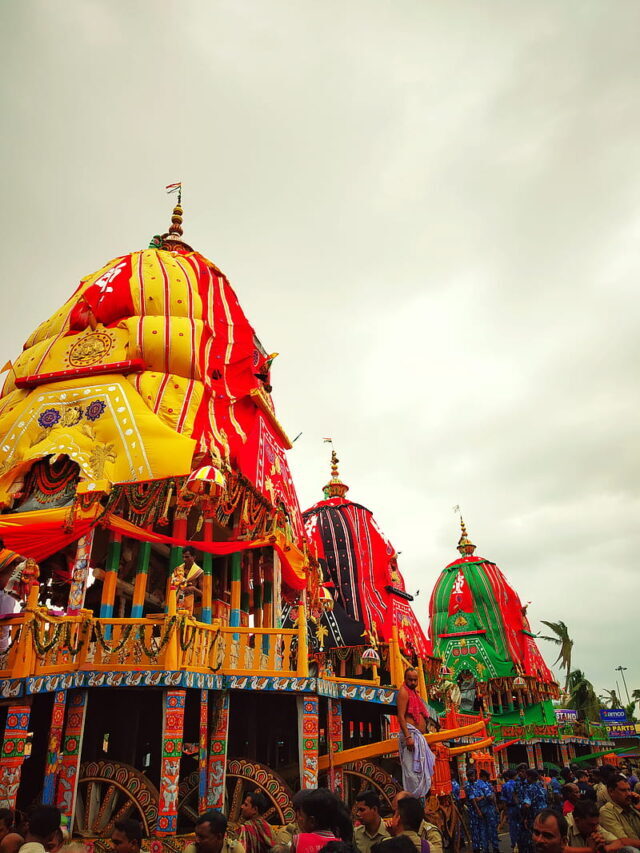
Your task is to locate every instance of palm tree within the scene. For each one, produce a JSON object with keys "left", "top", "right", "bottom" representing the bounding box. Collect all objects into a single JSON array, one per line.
[
  {"left": 624, "top": 702, "right": 638, "bottom": 724},
  {"left": 632, "top": 688, "right": 640, "bottom": 713},
  {"left": 539, "top": 620, "right": 574, "bottom": 694},
  {"left": 567, "top": 669, "right": 600, "bottom": 721},
  {"left": 600, "top": 689, "right": 623, "bottom": 709}
]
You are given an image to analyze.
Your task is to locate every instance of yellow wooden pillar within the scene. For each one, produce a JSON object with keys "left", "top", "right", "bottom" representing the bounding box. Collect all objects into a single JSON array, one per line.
[
  {"left": 14, "top": 585, "right": 39, "bottom": 678},
  {"left": 391, "top": 625, "right": 404, "bottom": 687},
  {"left": 417, "top": 659, "right": 428, "bottom": 702},
  {"left": 201, "top": 517, "right": 214, "bottom": 624},
  {"left": 297, "top": 602, "right": 309, "bottom": 677},
  {"left": 164, "top": 585, "right": 179, "bottom": 671}
]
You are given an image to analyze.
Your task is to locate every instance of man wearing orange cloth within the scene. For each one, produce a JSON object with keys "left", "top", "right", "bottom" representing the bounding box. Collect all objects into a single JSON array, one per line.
[{"left": 170, "top": 546, "right": 203, "bottom": 616}]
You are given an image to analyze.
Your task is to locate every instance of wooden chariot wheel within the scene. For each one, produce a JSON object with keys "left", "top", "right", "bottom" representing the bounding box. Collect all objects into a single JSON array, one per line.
[
  {"left": 322, "top": 759, "right": 401, "bottom": 814},
  {"left": 75, "top": 760, "right": 160, "bottom": 837},
  {"left": 177, "top": 758, "right": 295, "bottom": 831},
  {"left": 177, "top": 770, "right": 201, "bottom": 831}
]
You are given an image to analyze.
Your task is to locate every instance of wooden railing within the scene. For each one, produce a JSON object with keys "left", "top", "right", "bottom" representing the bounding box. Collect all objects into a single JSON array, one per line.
[
  {"left": 5, "top": 598, "right": 426, "bottom": 687},
  {"left": 218, "top": 625, "right": 298, "bottom": 676},
  {"left": 83, "top": 616, "right": 176, "bottom": 671},
  {"left": 4, "top": 595, "right": 311, "bottom": 679},
  {"left": 180, "top": 620, "right": 222, "bottom": 671},
  {"left": 33, "top": 613, "right": 88, "bottom": 674},
  {"left": 0, "top": 616, "right": 30, "bottom": 679}
]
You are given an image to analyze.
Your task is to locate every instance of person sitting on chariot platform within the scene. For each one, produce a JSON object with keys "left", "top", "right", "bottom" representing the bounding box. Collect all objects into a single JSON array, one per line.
[{"left": 169, "top": 546, "right": 203, "bottom": 616}]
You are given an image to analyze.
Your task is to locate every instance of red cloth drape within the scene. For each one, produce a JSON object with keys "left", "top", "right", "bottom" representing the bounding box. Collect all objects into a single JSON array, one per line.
[
  {"left": 0, "top": 506, "right": 307, "bottom": 591},
  {"left": 105, "top": 515, "right": 307, "bottom": 590},
  {"left": 0, "top": 505, "right": 102, "bottom": 562}
]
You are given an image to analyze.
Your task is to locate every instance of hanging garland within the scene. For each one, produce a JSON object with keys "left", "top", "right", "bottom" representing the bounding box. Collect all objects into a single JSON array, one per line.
[
  {"left": 94, "top": 621, "right": 134, "bottom": 655},
  {"left": 22, "top": 456, "right": 80, "bottom": 503},
  {"left": 108, "top": 478, "right": 186, "bottom": 527},
  {"left": 207, "top": 628, "right": 221, "bottom": 663},
  {"left": 178, "top": 618, "right": 198, "bottom": 652},
  {"left": 76, "top": 491, "right": 104, "bottom": 513},
  {"left": 31, "top": 618, "right": 65, "bottom": 656},
  {"left": 65, "top": 619, "right": 89, "bottom": 656},
  {"left": 31, "top": 614, "right": 91, "bottom": 658},
  {"left": 136, "top": 617, "right": 176, "bottom": 660}
]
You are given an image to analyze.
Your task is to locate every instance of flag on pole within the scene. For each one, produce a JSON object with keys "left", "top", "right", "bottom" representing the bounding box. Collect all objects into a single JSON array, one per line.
[
  {"left": 322, "top": 437, "right": 333, "bottom": 443},
  {"left": 165, "top": 182, "right": 182, "bottom": 194}
]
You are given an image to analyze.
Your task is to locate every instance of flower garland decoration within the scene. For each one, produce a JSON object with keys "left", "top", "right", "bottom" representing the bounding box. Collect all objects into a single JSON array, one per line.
[
  {"left": 94, "top": 621, "right": 134, "bottom": 655},
  {"left": 65, "top": 619, "right": 89, "bottom": 656},
  {"left": 136, "top": 617, "right": 176, "bottom": 661},
  {"left": 31, "top": 619, "right": 64, "bottom": 656},
  {"left": 210, "top": 629, "right": 224, "bottom": 672},
  {"left": 177, "top": 617, "right": 197, "bottom": 652},
  {"left": 107, "top": 478, "right": 186, "bottom": 528}
]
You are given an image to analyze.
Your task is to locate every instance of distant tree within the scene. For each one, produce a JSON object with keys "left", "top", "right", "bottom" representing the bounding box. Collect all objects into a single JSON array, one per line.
[
  {"left": 601, "top": 689, "right": 623, "bottom": 709},
  {"left": 625, "top": 702, "right": 638, "bottom": 724},
  {"left": 633, "top": 688, "right": 640, "bottom": 713},
  {"left": 567, "top": 669, "right": 600, "bottom": 721},
  {"left": 539, "top": 620, "right": 574, "bottom": 694}
]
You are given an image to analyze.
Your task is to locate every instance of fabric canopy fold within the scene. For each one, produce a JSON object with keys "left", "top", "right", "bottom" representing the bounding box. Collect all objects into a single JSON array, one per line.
[
  {"left": 104, "top": 515, "right": 308, "bottom": 591},
  {"left": 0, "top": 505, "right": 308, "bottom": 592},
  {"left": 0, "top": 504, "right": 103, "bottom": 562}
]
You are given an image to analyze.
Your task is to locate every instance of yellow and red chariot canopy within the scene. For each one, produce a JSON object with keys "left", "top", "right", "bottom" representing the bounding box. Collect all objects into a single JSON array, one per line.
[{"left": 0, "top": 247, "right": 303, "bottom": 539}]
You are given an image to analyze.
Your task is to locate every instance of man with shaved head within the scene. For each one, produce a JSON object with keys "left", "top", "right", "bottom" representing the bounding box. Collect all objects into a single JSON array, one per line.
[{"left": 396, "top": 668, "right": 435, "bottom": 798}]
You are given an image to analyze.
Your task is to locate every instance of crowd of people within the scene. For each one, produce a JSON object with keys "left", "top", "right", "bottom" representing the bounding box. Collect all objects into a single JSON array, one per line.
[
  {"left": 1, "top": 762, "right": 639, "bottom": 853},
  {"left": 483, "top": 763, "right": 640, "bottom": 853}
]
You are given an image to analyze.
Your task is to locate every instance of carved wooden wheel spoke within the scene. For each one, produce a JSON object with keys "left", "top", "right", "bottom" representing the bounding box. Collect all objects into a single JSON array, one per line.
[
  {"left": 321, "top": 759, "right": 401, "bottom": 814},
  {"left": 225, "top": 758, "right": 296, "bottom": 828},
  {"left": 177, "top": 758, "right": 295, "bottom": 833},
  {"left": 177, "top": 771, "right": 201, "bottom": 833},
  {"left": 75, "top": 761, "right": 159, "bottom": 837},
  {"left": 230, "top": 777, "right": 245, "bottom": 821}
]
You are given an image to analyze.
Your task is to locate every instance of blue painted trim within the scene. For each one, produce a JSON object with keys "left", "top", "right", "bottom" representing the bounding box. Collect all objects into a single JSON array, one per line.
[{"left": 21, "top": 670, "right": 393, "bottom": 705}]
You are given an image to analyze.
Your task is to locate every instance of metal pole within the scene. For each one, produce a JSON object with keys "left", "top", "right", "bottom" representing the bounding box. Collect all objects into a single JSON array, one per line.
[{"left": 615, "top": 666, "right": 631, "bottom": 706}]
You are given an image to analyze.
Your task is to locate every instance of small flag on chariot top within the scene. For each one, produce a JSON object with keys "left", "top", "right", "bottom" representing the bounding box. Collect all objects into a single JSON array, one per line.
[
  {"left": 166, "top": 182, "right": 182, "bottom": 203},
  {"left": 322, "top": 437, "right": 333, "bottom": 443}
]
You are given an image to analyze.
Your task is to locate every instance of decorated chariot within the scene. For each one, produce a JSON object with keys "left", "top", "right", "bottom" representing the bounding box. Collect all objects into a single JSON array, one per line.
[{"left": 0, "top": 199, "right": 489, "bottom": 848}]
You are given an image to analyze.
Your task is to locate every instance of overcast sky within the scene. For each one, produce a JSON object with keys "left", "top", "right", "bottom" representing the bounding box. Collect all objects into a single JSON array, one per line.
[{"left": 1, "top": 1, "right": 638, "bottom": 698}]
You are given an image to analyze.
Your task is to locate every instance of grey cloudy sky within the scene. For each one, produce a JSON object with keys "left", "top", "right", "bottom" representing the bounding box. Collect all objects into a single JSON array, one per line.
[{"left": 1, "top": 1, "right": 638, "bottom": 697}]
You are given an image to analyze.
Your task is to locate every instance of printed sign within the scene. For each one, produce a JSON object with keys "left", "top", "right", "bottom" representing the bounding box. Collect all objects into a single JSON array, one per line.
[
  {"left": 605, "top": 723, "right": 636, "bottom": 738},
  {"left": 555, "top": 709, "right": 578, "bottom": 722},
  {"left": 600, "top": 709, "right": 628, "bottom": 723}
]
